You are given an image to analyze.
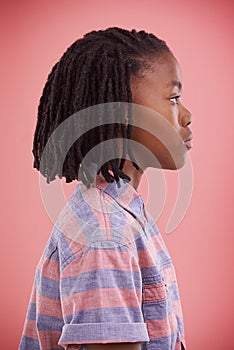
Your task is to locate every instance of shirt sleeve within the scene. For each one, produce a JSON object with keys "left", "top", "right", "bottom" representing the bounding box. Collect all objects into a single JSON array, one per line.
[
  {"left": 19, "top": 240, "right": 65, "bottom": 350},
  {"left": 58, "top": 241, "right": 149, "bottom": 348}
]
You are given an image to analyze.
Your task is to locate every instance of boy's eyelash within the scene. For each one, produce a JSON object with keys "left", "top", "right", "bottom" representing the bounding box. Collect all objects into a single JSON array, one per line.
[{"left": 170, "top": 95, "right": 181, "bottom": 104}]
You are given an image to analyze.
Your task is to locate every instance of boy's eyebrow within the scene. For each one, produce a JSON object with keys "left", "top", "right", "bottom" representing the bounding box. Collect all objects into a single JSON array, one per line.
[{"left": 166, "top": 80, "right": 182, "bottom": 92}]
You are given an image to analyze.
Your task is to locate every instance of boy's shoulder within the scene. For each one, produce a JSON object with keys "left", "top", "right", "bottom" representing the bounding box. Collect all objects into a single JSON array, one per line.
[{"left": 44, "top": 176, "right": 152, "bottom": 269}]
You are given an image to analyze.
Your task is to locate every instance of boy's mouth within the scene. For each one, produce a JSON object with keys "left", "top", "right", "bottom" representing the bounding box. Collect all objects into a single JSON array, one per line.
[{"left": 183, "top": 135, "right": 193, "bottom": 150}]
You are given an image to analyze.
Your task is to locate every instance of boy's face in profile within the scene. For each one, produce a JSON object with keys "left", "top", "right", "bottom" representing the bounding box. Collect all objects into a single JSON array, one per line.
[{"left": 130, "top": 53, "right": 192, "bottom": 170}]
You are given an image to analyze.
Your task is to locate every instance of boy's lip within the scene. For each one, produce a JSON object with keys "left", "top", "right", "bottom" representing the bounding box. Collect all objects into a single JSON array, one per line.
[{"left": 183, "top": 134, "right": 193, "bottom": 149}]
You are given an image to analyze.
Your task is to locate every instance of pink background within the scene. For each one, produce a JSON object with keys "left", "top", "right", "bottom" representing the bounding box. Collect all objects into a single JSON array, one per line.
[{"left": 1, "top": 0, "right": 234, "bottom": 348}]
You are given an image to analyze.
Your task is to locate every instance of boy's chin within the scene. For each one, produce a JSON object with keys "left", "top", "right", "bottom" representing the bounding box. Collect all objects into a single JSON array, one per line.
[
  {"left": 143, "top": 156, "right": 186, "bottom": 171},
  {"left": 164, "top": 158, "right": 186, "bottom": 170}
]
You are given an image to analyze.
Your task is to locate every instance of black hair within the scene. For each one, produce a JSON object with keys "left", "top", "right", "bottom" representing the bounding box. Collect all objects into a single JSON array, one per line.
[{"left": 32, "top": 27, "right": 171, "bottom": 187}]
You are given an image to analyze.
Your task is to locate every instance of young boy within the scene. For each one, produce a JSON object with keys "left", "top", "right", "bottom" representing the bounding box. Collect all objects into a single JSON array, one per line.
[{"left": 19, "top": 27, "right": 192, "bottom": 350}]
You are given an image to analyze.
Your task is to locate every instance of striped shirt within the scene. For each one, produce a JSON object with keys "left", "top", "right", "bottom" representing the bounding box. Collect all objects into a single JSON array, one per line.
[{"left": 19, "top": 173, "right": 186, "bottom": 350}]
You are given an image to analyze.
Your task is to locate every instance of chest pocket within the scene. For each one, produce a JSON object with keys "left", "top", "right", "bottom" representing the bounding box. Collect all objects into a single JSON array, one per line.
[
  {"left": 142, "top": 277, "right": 169, "bottom": 323},
  {"left": 142, "top": 280, "right": 168, "bottom": 303},
  {"left": 141, "top": 278, "right": 175, "bottom": 348}
]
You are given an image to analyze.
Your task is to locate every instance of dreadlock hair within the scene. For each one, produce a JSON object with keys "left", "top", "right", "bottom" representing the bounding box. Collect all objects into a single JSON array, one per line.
[{"left": 32, "top": 27, "right": 171, "bottom": 187}]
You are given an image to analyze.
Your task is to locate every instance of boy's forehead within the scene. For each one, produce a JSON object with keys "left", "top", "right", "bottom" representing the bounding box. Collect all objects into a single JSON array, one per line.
[
  {"left": 131, "top": 55, "right": 182, "bottom": 91},
  {"left": 166, "top": 79, "right": 182, "bottom": 92}
]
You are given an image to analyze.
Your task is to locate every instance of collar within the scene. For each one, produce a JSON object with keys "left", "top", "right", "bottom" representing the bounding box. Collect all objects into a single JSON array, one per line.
[{"left": 94, "top": 172, "right": 147, "bottom": 226}]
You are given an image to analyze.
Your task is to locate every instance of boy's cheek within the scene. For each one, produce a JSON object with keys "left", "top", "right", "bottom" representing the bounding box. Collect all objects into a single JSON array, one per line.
[{"left": 130, "top": 132, "right": 186, "bottom": 170}]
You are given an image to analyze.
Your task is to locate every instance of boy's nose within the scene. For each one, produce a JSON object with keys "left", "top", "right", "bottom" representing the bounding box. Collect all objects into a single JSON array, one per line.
[{"left": 180, "top": 104, "right": 192, "bottom": 127}]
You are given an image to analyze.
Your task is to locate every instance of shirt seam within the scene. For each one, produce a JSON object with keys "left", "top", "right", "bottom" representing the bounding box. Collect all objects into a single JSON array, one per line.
[
  {"left": 60, "top": 242, "right": 137, "bottom": 276},
  {"left": 50, "top": 229, "right": 88, "bottom": 269}
]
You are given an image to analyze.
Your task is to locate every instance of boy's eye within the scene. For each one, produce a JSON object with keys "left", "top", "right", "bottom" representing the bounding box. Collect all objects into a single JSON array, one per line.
[{"left": 170, "top": 95, "right": 181, "bottom": 104}]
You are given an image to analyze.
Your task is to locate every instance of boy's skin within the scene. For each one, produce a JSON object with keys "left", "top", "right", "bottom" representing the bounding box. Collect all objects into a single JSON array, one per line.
[{"left": 87, "top": 52, "right": 192, "bottom": 350}]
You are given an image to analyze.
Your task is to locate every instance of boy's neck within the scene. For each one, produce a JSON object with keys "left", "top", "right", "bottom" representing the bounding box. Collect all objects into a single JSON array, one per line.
[{"left": 118, "top": 159, "right": 144, "bottom": 191}]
